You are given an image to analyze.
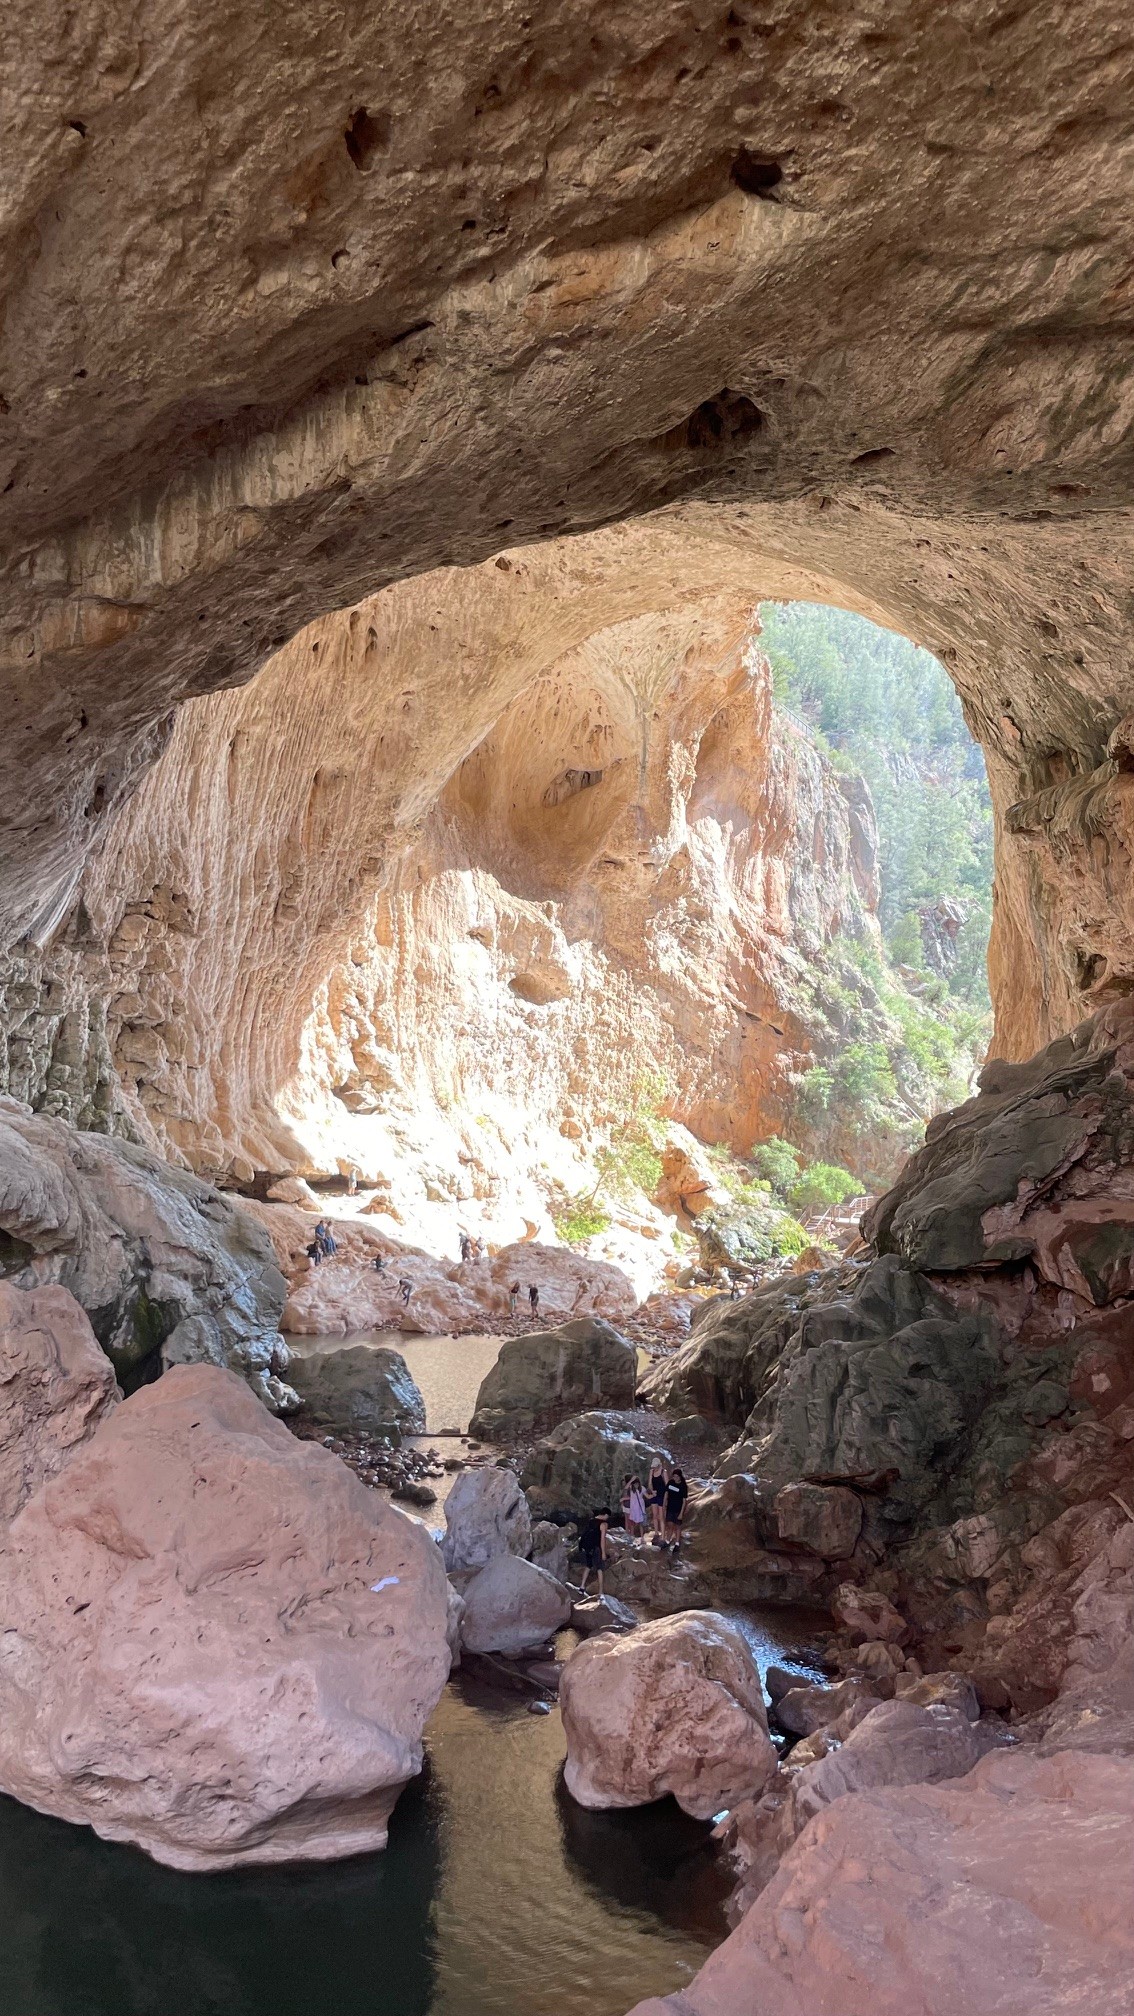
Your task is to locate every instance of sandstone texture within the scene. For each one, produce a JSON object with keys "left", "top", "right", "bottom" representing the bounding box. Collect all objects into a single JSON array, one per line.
[
  {"left": 458, "top": 1554, "right": 573, "bottom": 1657},
  {"left": 441, "top": 1464, "right": 532, "bottom": 1576},
  {"left": 629, "top": 1748, "right": 1134, "bottom": 2016},
  {"left": 286, "top": 1345, "right": 425, "bottom": 1440},
  {"left": 0, "top": 1100, "right": 291, "bottom": 1404},
  {"left": 0, "top": 1281, "right": 119, "bottom": 1520},
  {"left": 560, "top": 1611, "right": 776, "bottom": 1820},
  {"left": 468, "top": 1317, "right": 636, "bottom": 1441},
  {"left": 0, "top": 1364, "right": 453, "bottom": 1869}
]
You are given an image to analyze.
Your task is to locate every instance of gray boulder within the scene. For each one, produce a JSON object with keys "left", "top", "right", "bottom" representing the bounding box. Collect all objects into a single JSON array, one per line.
[
  {"left": 0, "top": 1100, "right": 292, "bottom": 1408},
  {"left": 286, "top": 1345, "right": 425, "bottom": 1440},
  {"left": 459, "top": 1554, "right": 573, "bottom": 1655},
  {"left": 790, "top": 1698, "right": 985, "bottom": 1827},
  {"left": 468, "top": 1317, "right": 636, "bottom": 1441},
  {"left": 441, "top": 1464, "right": 532, "bottom": 1573},
  {"left": 521, "top": 1410, "right": 667, "bottom": 1521}
]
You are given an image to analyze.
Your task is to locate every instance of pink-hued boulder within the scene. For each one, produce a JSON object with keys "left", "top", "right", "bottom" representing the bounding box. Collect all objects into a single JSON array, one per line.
[
  {"left": 626, "top": 1747, "right": 1134, "bottom": 2016},
  {"left": 0, "top": 1281, "right": 119, "bottom": 1520},
  {"left": 560, "top": 1611, "right": 777, "bottom": 1820},
  {"left": 0, "top": 1363, "right": 452, "bottom": 1871}
]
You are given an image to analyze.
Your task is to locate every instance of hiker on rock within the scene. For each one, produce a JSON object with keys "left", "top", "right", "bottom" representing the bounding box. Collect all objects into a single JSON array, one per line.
[
  {"left": 647, "top": 1457, "right": 668, "bottom": 1542},
  {"left": 664, "top": 1467, "right": 688, "bottom": 1550},
  {"left": 373, "top": 1252, "right": 386, "bottom": 1273},
  {"left": 508, "top": 1280, "right": 520, "bottom": 1319},
  {"left": 528, "top": 1283, "right": 540, "bottom": 1317},
  {"left": 459, "top": 1231, "right": 472, "bottom": 1262},
  {"left": 577, "top": 1507, "right": 609, "bottom": 1599},
  {"left": 398, "top": 1277, "right": 413, "bottom": 1308},
  {"left": 315, "top": 1220, "right": 337, "bottom": 1259}
]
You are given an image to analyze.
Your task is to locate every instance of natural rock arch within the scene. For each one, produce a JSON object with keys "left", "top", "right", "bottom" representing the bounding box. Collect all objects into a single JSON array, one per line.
[{"left": 3, "top": 0, "right": 1134, "bottom": 1095}]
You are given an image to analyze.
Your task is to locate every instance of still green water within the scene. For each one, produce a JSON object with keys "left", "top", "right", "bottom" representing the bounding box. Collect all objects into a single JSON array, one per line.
[{"left": 0, "top": 1671, "right": 733, "bottom": 2016}]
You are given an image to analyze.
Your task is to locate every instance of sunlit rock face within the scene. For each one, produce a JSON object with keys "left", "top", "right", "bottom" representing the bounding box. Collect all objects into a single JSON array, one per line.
[
  {"left": 0, "top": 561, "right": 879, "bottom": 1232},
  {"left": 1, "top": 0, "right": 1134, "bottom": 1073}
]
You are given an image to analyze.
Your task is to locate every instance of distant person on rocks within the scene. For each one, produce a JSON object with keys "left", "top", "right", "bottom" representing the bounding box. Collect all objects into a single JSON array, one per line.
[
  {"left": 475, "top": 1235, "right": 486, "bottom": 1259},
  {"left": 622, "top": 1473, "right": 647, "bottom": 1539},
  {"left": 729, "top": 1272, "right": 742, "bottom": 1300},
  {"left": 314, "top": 1220, "right": 337, "bottom": 1260},
  {"left": 509, "top": 1281, "right": 520, "bottom": 1319},
  {"left": 528, "top": 1283, "right": 540, "bottom": 1318},
  {"left": 398, "top": 1278, "right": 413, "bottom": 1308},
  {"left": 306, "top": 1237, "right": 323, "bottom": 1267},
  {"left": 459, "top": 1232, "right": 472, "bottom": 1262},
  {"left": 373, "top": 1252, "right": 386, "bottom": 1273},
  {"left": 577, "top": 1507, "right": 609, "bottom": 1598},
  {"left": 647, "top": 1457, "right": 668, "bottom": 1543},
  {"left": 346, "top": 1168, "right": 358, "bottom": 1196},
  {"left": 664, "top": 1467, "right": 688, "bottom": 1550}
]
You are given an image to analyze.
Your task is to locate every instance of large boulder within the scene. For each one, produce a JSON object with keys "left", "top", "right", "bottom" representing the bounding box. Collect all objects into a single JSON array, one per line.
[
  {"left": 561, "top": 1611, "right": 777, "bottom": 1819},
  {"left": 866, "top": 1000, "right": 1134, "bottom": 1287},
  {"left": 286, "top": 1345, "right": 425, "bottom": 1440},
  {"left": 0, "top": 1101, "right": 292, "bottom": 1408},
  {"left": 521, "top": 1410, "right": 667, "bottom": 1521},
  {"left": 458, "top": 1553, "right": 573, "bottom": 1655},
  {"left": 468, "top": 1317, "right": 636, "bottom": 1440},
  {"left": 489, "top": 1244, "right": 639, "bottom": 1324},
  {"left": 774, "top": 1481, "right": 863, "bottom": 1560},
  {"left": 788, "top": 1698, "right": 984, "bottom": 1829},
  {"left": 628, "top": 1748, "right": 1134, "bottom": 2016},
  {"left": 441, "top": 1464, "right": 532, "bottom": 1573},
  {"left": 0, "top": 1364, "right": 452, "bottom": 1869},
  {"left": 0, "top": 1281, "right": 119, "bottom": 1520}
]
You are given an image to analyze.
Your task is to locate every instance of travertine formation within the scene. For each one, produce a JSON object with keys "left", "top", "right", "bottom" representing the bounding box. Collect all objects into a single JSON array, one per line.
[
  {"left": 0, "top": 1364, "right": 453, "bottom": 1869},
  {"left": 560, "top": 1610, "right": 777, "bottom": 1818}
]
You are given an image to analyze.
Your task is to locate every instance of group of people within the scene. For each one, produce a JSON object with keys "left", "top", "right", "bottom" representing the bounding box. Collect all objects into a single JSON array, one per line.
[
  {"left": 575, "top": 1460, "right": 689, "bottom": 1598},
  {"left": 305, "top": 1220, "right": 338, "bottom": 1265}
]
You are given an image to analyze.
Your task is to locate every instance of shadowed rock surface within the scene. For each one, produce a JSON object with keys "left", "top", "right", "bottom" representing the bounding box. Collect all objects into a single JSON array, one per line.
[
  {"left": 521, "top": 1411, "right": 669, "bottom": 1522},
  {"left": 286, "top": 1344, "right": 425, "bottom": 1439},
  {"left": 441, "top": 1464, "right": 533, "bottom": 1575},
  {"left": 469, "top": 1317, "right": 636, "bottom": 1441}
]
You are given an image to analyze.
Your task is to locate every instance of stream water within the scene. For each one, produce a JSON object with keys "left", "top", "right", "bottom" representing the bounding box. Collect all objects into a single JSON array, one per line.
[{"left": 0, "top": 1332, "right": 827, "bottom": 2016}]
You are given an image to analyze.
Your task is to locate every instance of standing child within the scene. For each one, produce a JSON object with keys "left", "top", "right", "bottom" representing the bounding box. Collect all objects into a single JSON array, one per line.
[
  {"left": 577, "top": 1507, "right": 609, "bottom": 1598},
  {"left": 663, "top": 1466, "right": 688, "bottom": 1550},
  {"left": 647, "top": 1457, "right": 668, "bottom": 1544},
  {"left": 626, "top": 1474, "right": 647, "bottom": 1538}
]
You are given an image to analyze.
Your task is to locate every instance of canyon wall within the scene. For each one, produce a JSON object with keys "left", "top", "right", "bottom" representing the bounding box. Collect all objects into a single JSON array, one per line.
[
  {"left": 0, "top": 546, "right": 880, "bottom": 1240},
  {"left": 2, "top": 0, "right": 1134, "bottom": 1072}
]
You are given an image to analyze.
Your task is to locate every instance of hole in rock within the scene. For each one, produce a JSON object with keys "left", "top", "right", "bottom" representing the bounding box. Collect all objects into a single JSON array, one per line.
[
  {"left": 343, "top": 105, "right": 389, "bottom": 171},
  {"left": 730, "top": 149, "right": 784, "bottom": 196}
]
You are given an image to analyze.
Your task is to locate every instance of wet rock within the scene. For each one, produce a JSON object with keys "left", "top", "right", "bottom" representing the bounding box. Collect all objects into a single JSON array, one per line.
[
  {"left": 628, "top": 1748, "right": 1134, "bottom": 2016},
  {"left": 393, "top": 1479, "right": 437, "bottom": 1506},
  {"left": 0, "top": 1281, "right": 119, "bottom": 1520},
  {"left": 287, "top": 1345, "right": 425, "bottom": 1440},
  {"left": 560, "top": 1612, "right": 776, "bottom": 1820},
  {"left": 0, "top": 1101, "right": 290, "bottom": 1406},
  {"left": 441, "top": 1464, "right": 532, "bottom": 1574},
  {"left": 0, "top": 1365, "right": 452, "bottom": 1869},
  {"left": 569, "top": 1594, "right": 637, "bottom": 1635},
  {"left": 774, "top": 1675, "right": 880, "bottom": 1739},
  {"left": 774, "top": 1481, "right": 863, "bottom": 1560},
  {"left": 459, "top": 1554, "right": 573, "bottom": 1655},
  {"left": 468, "top": 1316, "right": 636, "bottom": 1441},
  {"left": 521, "top": 1411, "right": 666, "bottom": 1521}
]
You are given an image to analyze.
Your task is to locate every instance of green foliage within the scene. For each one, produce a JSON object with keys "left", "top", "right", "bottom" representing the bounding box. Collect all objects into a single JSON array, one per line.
[
  {"left": 787, "top": 1162, "right": 859, "bottom": 1216},
  {"left": 751, "top": 1136, "right": 801, "bottom": 1195},
  {"left": 586, "top": 1070, "right": 668, "bottom": 1206},
  {"left": 553, "top": 1200, "right": 612, "bottom": 1245},
  {"left": 760, "top": 601, "right": 993, "bottom": 1012},
  {"left": 769, "top": 1214, "right": 812, "bottom": 1257}
]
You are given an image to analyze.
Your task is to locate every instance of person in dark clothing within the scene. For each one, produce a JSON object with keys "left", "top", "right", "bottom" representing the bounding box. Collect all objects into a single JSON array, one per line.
[
  {"left": 577, "top": 1507, "right": 609, "bottom": 1598},
  {"left": 528, "top": 1283, "right": 539, "bottom": 1316},
  {"left": 373, "top": 1252, "right": 386, "bottom": 1273},
  {"left": 459, "top": 1232, "right": 472, "bottom": 1262},
  {"left": 314, "top": 1220, "right": 337, "bottom": 1259},
  {"left": 663, "top": 1467, "right": 688, "bottom": 1549},
  {"left": 398, "top": 1277, "right": 413, "bottom": 1308},
  {"left": 306, "top": 1238, "right": 322, "bottom": 1266},
  {"left": 509, "top": 1281, "right": 521, "bottom": 1319},
  {"left": 729, "top": 1272, "right": 742, "bottom": 1300},
  {"left": 647, "top": 1457, "right": 668, "bottom": 1543}
]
